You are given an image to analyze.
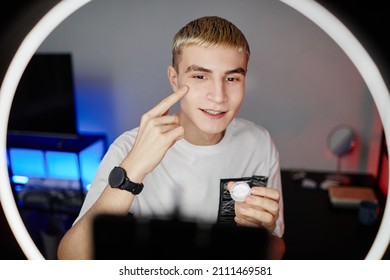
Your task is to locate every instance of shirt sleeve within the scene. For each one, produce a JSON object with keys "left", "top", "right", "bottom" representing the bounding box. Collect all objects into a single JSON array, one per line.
[{"left": 266, "top": 135, "right": 285, "bottom": 238}]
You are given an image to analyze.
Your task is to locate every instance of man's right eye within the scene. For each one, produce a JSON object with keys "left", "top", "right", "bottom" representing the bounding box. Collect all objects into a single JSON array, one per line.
[{"left": 193, "top": 75, "right": 205, "bottom": 80}]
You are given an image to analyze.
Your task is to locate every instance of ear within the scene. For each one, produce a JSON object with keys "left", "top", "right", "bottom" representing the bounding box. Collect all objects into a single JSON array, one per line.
[{"left": 167, "top": 65, "right": 179, "bottom": 92}]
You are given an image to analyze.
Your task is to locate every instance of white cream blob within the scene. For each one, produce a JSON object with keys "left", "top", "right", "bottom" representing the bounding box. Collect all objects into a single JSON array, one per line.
[{"left": 230, "top": 182, "right": 251, "bottom": 202}]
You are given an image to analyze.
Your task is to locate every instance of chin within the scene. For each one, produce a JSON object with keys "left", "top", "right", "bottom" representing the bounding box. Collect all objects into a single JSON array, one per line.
[{"left": 197, "top": 121, "right": 229, "bottom": 136}]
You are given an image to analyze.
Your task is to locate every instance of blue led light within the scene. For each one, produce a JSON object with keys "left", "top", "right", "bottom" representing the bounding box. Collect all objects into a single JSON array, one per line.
[
  {"left": 46, "top": 151, "right": 80, "bottom": 179},
  {"left": 9, "top": 148, "right": 46, "bottom": 177},
  {"left": 8, "top": 138, "right": 106, "bottom": 191},
  {"left": 14, "top": 184, "right": 25, "bottom": 193},
  {"left": 79, "top": 139, "right": 104, "bottom": 190},
  {"left": 85, "top": 184, "right": 91, "bottom": 191},
  {"left": 12, "top": 175, "right": 29, "bottom": 184}
]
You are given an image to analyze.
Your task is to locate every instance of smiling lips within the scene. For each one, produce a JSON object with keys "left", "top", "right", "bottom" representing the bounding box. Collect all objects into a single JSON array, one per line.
[{"left": 200, "top": 108, "right": 227, "bottom": 118}]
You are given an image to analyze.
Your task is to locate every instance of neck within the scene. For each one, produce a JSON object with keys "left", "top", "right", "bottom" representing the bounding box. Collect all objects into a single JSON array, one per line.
[{"left": 185, "top": 129, "right": 225, "bottom": 146}]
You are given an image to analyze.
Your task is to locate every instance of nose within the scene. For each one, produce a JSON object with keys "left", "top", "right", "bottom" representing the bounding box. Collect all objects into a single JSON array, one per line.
[{"left": 207, "top": 80, "right": 227, "bottom": 104}]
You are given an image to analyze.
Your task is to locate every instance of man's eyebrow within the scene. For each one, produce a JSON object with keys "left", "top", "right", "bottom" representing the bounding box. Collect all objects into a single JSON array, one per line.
[
  {"left": 225, "top": 67, "right": 247, "bottom": 76},
  {"left": 185, "top": 65, "right": 212, "bottom": 73},
  {"left": 185, "top": 65, "right": 247, "bottom": 75}
]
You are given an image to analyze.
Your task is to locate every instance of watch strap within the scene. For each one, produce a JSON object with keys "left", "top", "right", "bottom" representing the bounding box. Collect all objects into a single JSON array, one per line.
[{"left": 121, "top": 177, "right": 144, "bottom": 195}]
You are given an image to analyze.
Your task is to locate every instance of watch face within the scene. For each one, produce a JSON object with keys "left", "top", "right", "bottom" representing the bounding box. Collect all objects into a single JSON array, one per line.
[{"left": 109, "top": 166, "right": 125, "bottom": 188}]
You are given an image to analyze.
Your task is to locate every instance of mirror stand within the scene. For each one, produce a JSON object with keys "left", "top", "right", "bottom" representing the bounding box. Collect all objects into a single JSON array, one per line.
[
  {"left": 322, "top": 125, "right": 357, "bottom": 188},
  {"left": 326, "top": 155, "right": 352, "bottom": 185}
]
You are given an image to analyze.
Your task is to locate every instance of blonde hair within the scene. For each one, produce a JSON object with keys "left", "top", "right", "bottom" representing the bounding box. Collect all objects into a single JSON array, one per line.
[{"left": 172, "top": 16, "right": 250, "bottom": 70}]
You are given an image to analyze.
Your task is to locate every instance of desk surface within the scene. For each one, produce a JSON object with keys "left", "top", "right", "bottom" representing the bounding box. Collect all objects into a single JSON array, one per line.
[
  {"left": 1, "top": 169, "right": 388, "bottom": 260},
  {"left": 281, "top": 170, "right": 389, "bottom": 259}
]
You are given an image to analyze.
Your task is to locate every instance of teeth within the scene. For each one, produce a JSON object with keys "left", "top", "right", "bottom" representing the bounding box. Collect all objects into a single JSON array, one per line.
[{"left": 203, "top": 109, "right": 223, "bottom": 115}]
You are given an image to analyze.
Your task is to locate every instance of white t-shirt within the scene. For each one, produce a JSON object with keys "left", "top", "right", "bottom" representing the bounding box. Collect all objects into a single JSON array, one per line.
[{"left": 76, "top": 118, "right": 284, "bottom": 237}]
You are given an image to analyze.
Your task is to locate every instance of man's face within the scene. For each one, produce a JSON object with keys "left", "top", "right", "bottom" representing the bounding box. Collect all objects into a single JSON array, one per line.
[{"left": 168, "top": 44, "right": 247, "bottom": 145}]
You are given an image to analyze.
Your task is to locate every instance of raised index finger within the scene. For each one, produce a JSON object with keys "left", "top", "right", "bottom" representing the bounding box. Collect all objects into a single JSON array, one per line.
[{"left": 147, "top": 85, "right": 189, "bottom": 117}]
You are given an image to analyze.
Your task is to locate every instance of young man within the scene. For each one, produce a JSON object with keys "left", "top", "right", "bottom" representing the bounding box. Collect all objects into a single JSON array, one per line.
[{"left": 57, "top": 16, "right": 285, "bottom": 259}]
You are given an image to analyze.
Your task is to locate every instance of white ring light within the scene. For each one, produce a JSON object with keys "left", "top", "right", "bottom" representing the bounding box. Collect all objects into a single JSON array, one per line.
[
  {"left": 0, "top": 0, "right": 93, "bottom": 260},
  {"left": 0, "top": 0, "right": 389, "bottom": 260}
]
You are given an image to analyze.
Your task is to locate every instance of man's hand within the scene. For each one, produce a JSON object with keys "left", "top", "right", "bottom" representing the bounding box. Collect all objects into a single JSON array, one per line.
[
  {"left": 228, "top": 182, "right": 280, "bottom": 233},
  {"left": 121, "top": 86, "right": 189, "bottom": 182}
]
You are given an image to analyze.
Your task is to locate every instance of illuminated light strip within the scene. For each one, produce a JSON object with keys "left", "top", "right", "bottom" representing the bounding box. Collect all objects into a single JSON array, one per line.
[
  {"left": 281, "top": 0, "right": 390, "bottom": 261},
  {"left": 12, "top": 175, "right": 29, "bottom": 184},
  {"left": 0, "top": 0, "right": 388, "bottom": 260}
]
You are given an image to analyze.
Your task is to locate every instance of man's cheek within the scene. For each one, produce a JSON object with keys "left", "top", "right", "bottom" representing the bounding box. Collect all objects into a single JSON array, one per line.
[{"left": 179, "top": 95, "right": 191, "bottom": 111}]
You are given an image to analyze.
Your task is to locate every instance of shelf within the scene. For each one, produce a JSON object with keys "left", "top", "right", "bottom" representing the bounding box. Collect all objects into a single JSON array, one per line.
[
  {"left": 7, "top": 132, "right": 107, "bottom": 201},
  {"left": 7, "top": 132, "right": 107, "bottom": 153}
]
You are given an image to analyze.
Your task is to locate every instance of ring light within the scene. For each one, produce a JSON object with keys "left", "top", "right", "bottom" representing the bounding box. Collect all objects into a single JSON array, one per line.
[
  {"left": 0, "top": 0, "right": 92, "bottom": 260},
  {"left": 0, "top": 0, "right": 389, "bottom": 260}
]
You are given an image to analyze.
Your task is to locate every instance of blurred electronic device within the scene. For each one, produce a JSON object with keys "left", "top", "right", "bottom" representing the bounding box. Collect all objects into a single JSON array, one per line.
[
  {"left": 93, "top": 214, "right": 270, "bottom": 260},
  {"left": 8, "top": 53, "right": 78, "bottom": 137}
]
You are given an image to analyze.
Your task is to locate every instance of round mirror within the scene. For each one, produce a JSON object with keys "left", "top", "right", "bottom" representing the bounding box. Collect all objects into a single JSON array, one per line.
[
  {"left": 328, "top": 125, "right": 356, "bottom": 157},
  {"left": 326, "top": 125, "right": 357, "bottom": 186}
]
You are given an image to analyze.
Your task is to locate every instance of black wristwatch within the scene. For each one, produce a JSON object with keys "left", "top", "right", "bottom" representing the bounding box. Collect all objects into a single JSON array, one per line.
[{"left": 108, "top": 166, "right": 144, "bottom": 195}]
